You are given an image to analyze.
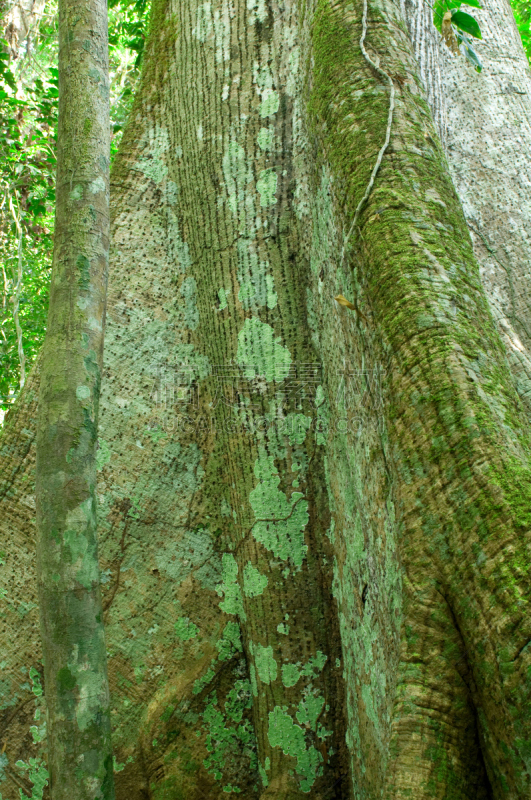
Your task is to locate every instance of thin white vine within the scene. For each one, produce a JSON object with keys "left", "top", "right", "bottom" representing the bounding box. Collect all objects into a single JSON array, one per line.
[{"left": 340, "top": 0, "right": 396, "bottom": 265}]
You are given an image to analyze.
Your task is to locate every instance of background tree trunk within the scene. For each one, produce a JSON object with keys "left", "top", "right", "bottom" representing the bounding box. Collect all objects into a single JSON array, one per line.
[
  {"left": 401, "top": 0, "right": 531, "bottom": 419},
  {"left": 1, "top": 0, "right": 531, "bottom": 798},
  {"left": 34, "top": 0, "right": 115, "bottom": 793}
]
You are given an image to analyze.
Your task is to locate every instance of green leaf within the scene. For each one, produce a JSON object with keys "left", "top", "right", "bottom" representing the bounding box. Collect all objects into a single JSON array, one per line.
[
  {"left": 451, "top": 10, "right": 483, "bottom": 38},
  {"left": 433, "top": 0, "right": 452, "bottom": 31}
]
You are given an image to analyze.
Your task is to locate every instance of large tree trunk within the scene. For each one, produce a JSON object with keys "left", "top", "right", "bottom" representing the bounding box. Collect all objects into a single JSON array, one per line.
[{"left": 1, "top": 0, "right": 531, "bottom": 798}]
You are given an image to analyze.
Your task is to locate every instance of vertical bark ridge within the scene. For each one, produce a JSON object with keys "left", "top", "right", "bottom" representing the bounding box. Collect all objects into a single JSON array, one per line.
[
  {"left": 166, "top": 0, "right": 350, "bottom": 795},
  {"left": 291, "top": 6, "right": 404, "bottom": 798},
  {"left": 95, "top": 1, "right": 262, "bottom": 794}
]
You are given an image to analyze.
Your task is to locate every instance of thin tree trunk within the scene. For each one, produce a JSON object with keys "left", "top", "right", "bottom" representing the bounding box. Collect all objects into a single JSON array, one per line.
[{"left": 34, "top": 0, "right": 115, "bottom": 792}]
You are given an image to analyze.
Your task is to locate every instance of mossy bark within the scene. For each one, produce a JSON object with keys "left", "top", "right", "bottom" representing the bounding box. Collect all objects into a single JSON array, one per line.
[
  {"left": 307, "top": 0, "right": 531, "bottom": 796},
  {"left": 34, "top": 0, "right": 115, "bottom": 794},
  {"left": 402, "top": 0, "right": 531, "bottom": 423}
]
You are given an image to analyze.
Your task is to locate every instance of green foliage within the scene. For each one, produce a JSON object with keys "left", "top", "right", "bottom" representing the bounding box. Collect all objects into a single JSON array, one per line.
[
  {"left": 0, "top": 0, "right": 150, "bottom": 423},
  {"left": 108, "top": 0, "right": 151, "bottom": 158},
  {"left": 511, "top": 0, "right": 531, "bottom": 64},
  {"left": 0, "top": 1, "right": 57, "bottom": 416},
  {"left": 432, "top": 0, "right": 482, "bottom": 33},
  {"left": 450, "top": 9, "right": 482, "bottom": 38},
  {"left": 433, "top": 0, "right": 483, "bottom": 72}
]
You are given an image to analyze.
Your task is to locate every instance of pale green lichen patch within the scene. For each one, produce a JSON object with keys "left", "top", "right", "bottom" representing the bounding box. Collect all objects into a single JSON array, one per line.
[
  {"left": 74, "top": 669, "right": 109, "bottom": 731},
  {"left": 89, "top": 175, "right": 106, "bottom": 195},
  {"left": 181, "top": 276, "right": 199, "bottom": 330},
  {"left": 249, "top": 448, "right": 309, "bottom": 568},
  {"left": 256, "top": 169, "right": 278, "bottom": 207},
  {"left": 201, "top": 682, "right": 256, "bottom": 791},
  {"left": 222, "top": 140, "right": 250, "bottom": 217},
  {"left": 193, "top": 666, "right": 216, "bottom": 696},
  {"left": 296, "top": 694, "right": 325, "bottom": 728},
  {"left": 247, "top": 0, "right": 267, "bottom": 24},
  {"left": 76, "top": 385, "right": 91, "bottom": 402},
  {"left": 258, "top": 761, "right": 269, "bottom": 787},
  {"left": 218, "top": 287, "right": 229, "bottom": 310},
  {"left": 216, "top": 553, "right": 246, "bottom": 619},
  {"left": 174, "top": 617, "right": 199, "bottom": 641},
  {"left": 282, "top": 412, "right": 312, "bottom": 446},
  {"left": 70, "top": 184, "right": 83, "bottom": 201},
  {"left": 216, "top": 621, "right": 243, "bottom": 660},
  {"left": 257, "top": 128, "right": 274, "bottom": 151},
  {"left": 96, "top": 439, "right": 111, "bottom": 471},
  {"left": 250, "top": 641, "right": 277, "bottom": 684},
  {"left": 236, "top": 253, "right": 277, "bottom": 310},
  {"left": 243, "top": 562, "right": 268, "bottom": 597},
  {"left": 265, "top": 275, "right": 278, "bottom": 309},
  {"left": 277, "top": 622, "right": 289, "bottom": 635},
  {"left": 61, "top": 500, "right": 100, "bottom": 589},
  {"left": 220, "top": 498, "right": 232, "bottom": 517},
  {"left": 259, "top": 89, "right": 279, "bottom": 118},
  {"left": 267, "top": 706, "right": 322, "bottom": 792},
  {"left": 281, "top": 663, "right": 300, "bottom": 688},
  {"left": 138, "top": 128, "right": 169, "bottom": 184},
  {"left": 281, "top": 651, "right": 327, "bottom": 689},
  {"left": 14, "top": 756, "right": 48, "bottom": 797},
  {"left": 154, "top": 527, "right": 215, "bottom": 585},
  {"left": 192, "top": 2, "right": 213, "bottom": 41},
  {"left": 237, "top": 318, "right": 292, "bottom": 382},
  {"left": 301, "top": 651, "right": 327, "bottom": 676}
]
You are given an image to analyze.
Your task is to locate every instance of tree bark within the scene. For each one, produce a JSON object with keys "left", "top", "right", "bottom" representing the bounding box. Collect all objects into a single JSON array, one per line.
[
  {"left": 401, "top": 0, "right": 531, "bottom": 422},
  {"left": 0, "top": 0, "right": 530, "bottom": 798},
  {"left": 34, "top": 0, "right": 115, "bottom": 793}
]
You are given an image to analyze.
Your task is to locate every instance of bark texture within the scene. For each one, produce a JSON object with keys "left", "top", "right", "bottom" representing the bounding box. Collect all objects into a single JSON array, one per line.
[
  {"left": 34, "top": 0, "right": 115, "bottom": 794},
  {"left": 402, "top": 0, "right": 531, "bottom": 419},
  {"left": 306, "top": 1, "right": 531, "bottom": 796},
  {"left": 0, "top": 0, "right": 531, "bottom": 799}
]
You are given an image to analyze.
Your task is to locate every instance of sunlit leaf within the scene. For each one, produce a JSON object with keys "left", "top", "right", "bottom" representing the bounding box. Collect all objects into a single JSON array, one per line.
[{"left": 451, "top": 9, "right": 483, "bottom": 38}]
